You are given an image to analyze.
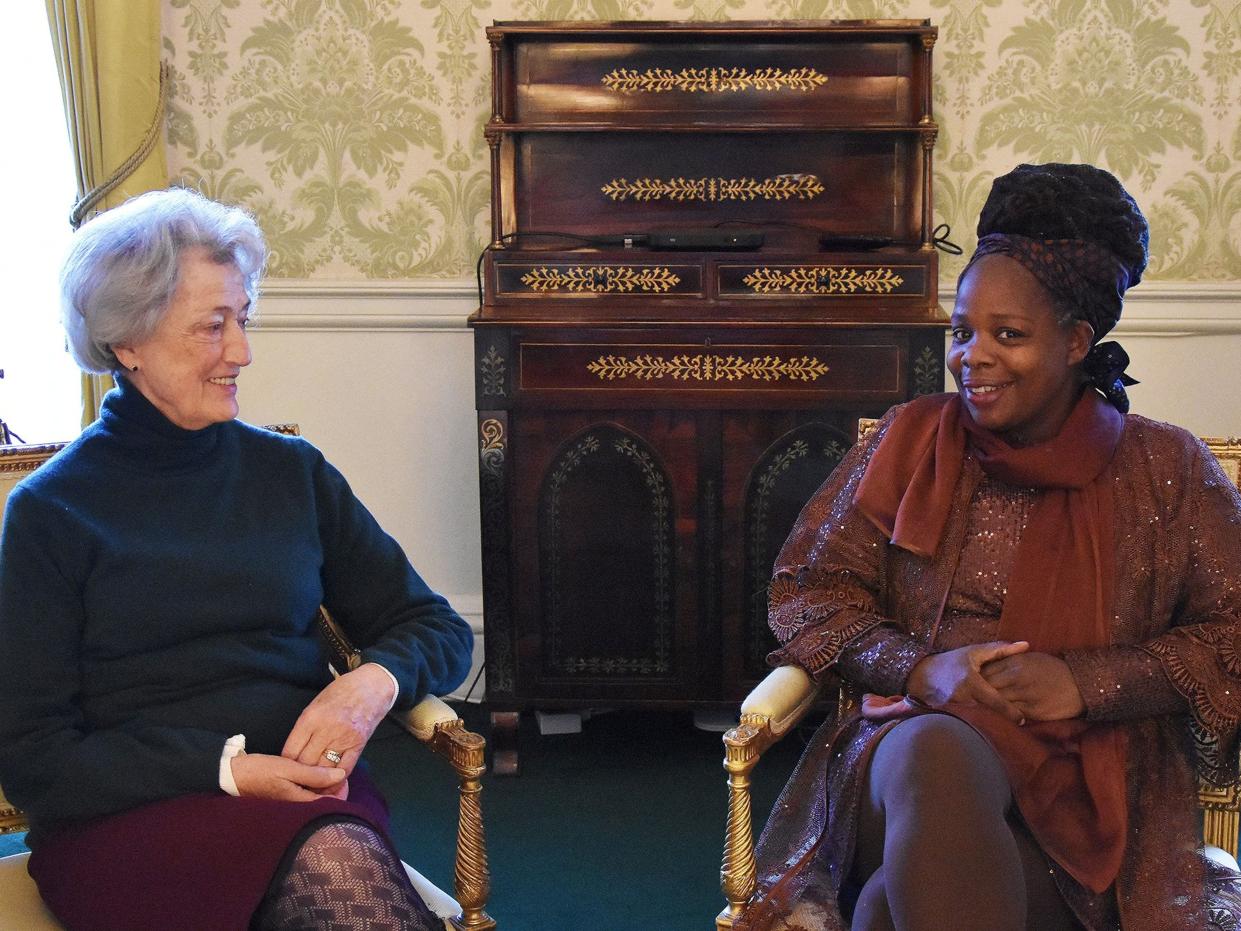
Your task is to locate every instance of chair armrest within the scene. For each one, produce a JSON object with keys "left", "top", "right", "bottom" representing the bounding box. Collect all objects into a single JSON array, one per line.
[
  {"left": 1205, "top": 845, "right": 1240, "bottom": 873},
  {"left": 397, "top": 694, "right": 461, "bottom": 743},
  {"left": 740, "top": 665, "right": 820, "bottom": 739},
  {"left": 389, "top": 698, "right": 486, "bottom": 777}
]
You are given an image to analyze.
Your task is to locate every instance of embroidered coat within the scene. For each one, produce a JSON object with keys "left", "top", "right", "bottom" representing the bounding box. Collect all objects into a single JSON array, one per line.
[{"left": 746, "top": 403, "right": 1241, "bottom": 931}]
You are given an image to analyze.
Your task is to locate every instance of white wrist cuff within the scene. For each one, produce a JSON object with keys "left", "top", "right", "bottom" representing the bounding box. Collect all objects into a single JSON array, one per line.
[
  {"left": 219, "top": 734, "right": 246, "bottom": 797},
  {"left": 373, "top": 663, "right": 400, "bottom": 713}
]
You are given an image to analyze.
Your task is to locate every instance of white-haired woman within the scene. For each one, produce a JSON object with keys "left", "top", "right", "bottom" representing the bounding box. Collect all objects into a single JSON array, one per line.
[{"left": 0, "top": 188, "right": 472, "bottom": 930}]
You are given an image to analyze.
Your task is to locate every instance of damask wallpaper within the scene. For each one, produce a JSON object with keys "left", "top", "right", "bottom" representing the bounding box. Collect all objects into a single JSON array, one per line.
[{"left": 162, "top": 0, "right": 1241, "bottom": 282}]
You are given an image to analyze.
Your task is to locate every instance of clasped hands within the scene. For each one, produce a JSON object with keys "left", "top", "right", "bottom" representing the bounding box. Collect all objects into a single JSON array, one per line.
[
  {"left": 229, "top": 663, "right": 396, "bottom": 801},
  {"left": 904, "top": 641, "right": 1086, "bottom": 724}
]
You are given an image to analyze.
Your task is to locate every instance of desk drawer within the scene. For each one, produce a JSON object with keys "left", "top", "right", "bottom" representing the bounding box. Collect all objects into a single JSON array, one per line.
[
  {"left": 718, "top": 261, "right": 930, "bottom": 299},
  {"left": 515, "top": 336, "right": 904, "bottom": 405},
  {"left": 511, "top": 132, "right": 919, "bottom": 240},
  {"left": 494, "top": 261, "right": 704, "bottom": 298}
]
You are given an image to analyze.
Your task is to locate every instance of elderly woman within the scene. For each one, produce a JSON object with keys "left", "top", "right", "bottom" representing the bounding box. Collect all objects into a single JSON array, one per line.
[
  {"left": 0, "top": 189, "right": 473, "bottom": 930},
  {"left": 740, "top": 164, "right": 1241, "bottom": 931}
]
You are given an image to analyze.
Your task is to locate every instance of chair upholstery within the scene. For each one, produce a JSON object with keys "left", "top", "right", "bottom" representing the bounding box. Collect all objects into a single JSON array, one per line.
[
  {"left": 0, "top": 435, "right": 495, "bottom": 931},
  {"left": 716, "top": 422, "right": 1241, "bottom": 928}
]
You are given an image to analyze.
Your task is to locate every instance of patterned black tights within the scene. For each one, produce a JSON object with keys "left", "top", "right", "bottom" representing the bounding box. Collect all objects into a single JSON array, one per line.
[{"left": 253, "top": 820, "right": 440, "bottom": 931}]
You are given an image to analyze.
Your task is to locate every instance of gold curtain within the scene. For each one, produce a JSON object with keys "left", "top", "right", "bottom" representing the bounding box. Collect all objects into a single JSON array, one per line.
[{"left": 44, "top": 0, "right": 168, "bottom": 426}]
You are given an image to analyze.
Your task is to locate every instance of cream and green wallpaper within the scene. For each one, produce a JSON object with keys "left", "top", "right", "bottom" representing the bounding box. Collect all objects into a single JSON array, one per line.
[{"left": 163, "top": 0, "right": 1241, "bottom": 282}]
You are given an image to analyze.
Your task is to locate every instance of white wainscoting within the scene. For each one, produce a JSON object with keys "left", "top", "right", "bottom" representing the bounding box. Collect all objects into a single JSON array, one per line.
[{"left": 238, "top": 278, "right": 1241, "bottom": 699}]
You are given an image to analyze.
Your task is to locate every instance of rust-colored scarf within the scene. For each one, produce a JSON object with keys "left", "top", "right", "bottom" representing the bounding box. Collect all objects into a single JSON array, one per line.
[{"left": 854, "top": 390, "right": 1128, "bottom": 893}]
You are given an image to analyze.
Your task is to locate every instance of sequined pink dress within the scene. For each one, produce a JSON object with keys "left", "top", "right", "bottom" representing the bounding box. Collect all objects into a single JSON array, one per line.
[{"left": 746, "top": 401, "right": 1241, "bottom": 931}]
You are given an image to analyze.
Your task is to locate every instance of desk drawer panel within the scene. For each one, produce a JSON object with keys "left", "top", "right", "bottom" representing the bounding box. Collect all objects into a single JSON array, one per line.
[
  {"left": 513, "top": 133, "right": 919, "bottom": 240},
  {"left": 509, "top": 37, "right": 926, "bottom": 126},
  {"left": 494, "top": 261, "right": 704, "bottom": 298},
  {"left": 518, "top": 341, "right": 901, "bottom": 395},
  {"left": 718, "top": 261, "right": 930, "bottom": 299}
]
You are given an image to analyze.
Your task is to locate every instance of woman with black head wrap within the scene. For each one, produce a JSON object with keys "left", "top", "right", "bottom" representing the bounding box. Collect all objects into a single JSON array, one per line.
[{"left": 737, "top": 164, "right": 1241, "bottom": 930}]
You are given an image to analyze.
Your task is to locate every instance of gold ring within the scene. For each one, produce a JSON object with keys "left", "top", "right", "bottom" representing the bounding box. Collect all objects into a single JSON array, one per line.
[{"left": 323, "top": 749, "right": 343, "bottom": 765}]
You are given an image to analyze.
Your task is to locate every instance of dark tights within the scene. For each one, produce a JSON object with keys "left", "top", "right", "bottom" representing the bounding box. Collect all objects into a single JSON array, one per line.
[
  {"left": 252, "top": 820, "right": 440, "bottom": 931},
  {"left": 850, "top": 715, "right": 1080, "bottom": 931}
]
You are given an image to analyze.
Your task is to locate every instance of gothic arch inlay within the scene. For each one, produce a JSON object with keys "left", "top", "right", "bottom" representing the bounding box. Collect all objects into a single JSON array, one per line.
[{"left": 539, "top": 425, "right": 675, "bottom": 677}]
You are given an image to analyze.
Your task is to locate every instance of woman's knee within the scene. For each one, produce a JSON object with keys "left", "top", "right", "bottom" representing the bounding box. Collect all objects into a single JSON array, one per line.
[
  {"left": 294, "top": 820, "right": 400, "bottom": 870},
  {"left": 256, "top": 819, "right": 439, "bottom": 931},
  {"left": 870, "top": 714, "right": 1010, "bottom": 812}
]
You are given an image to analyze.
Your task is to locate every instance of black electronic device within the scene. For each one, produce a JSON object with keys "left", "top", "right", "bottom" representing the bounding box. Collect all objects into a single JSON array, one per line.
[{"left": 648, "top": 229, "right": 765, "bottom": 251}]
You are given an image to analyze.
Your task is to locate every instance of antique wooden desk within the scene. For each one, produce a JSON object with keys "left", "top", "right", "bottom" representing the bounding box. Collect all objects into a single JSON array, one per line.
[{"left": 470, "top": 20, "right": 947, "bottom": 771}]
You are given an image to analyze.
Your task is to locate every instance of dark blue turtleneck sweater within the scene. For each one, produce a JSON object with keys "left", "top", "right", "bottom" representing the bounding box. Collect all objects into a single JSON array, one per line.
[{"left": 0, "top": 378, "right": 472, "bottom": 835}]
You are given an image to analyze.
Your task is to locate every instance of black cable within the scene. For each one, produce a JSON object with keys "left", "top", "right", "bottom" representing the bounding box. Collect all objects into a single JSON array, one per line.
[
  {"left": 461, "top": 659, "right": 487, "bottom": 704},
  {"left": 496, "top": 230, "right": 625, "bottom": 248},
  {"left": 475, "top": 245, "right": 490, "bottom": 308},
  {"left": 932, "top": 223, "right": 963, "bottom": 255}
]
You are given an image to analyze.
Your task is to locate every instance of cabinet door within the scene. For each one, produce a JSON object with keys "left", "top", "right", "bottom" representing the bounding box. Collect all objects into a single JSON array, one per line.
[
  {"left": 510, "top": 410, "right": 701, "bottom": 701},
  {"left": 718, "top": 410, "right": 863, "bottom": 698}
]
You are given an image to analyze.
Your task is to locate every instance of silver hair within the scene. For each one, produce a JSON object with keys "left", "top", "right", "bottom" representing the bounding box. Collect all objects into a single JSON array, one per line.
[{"left": 59, "top": 188, "right": 267, "bottom": 373}]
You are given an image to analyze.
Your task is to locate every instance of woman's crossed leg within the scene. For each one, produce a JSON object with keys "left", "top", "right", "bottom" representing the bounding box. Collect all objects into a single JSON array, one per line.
[{"left": 849, "top": 714, "right": 1079, "bottom": 931}]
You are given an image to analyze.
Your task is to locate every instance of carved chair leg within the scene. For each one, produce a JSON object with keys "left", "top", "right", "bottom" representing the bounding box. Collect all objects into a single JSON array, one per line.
[
  {"left": 717, "top": 721, "right": 766, "bottom": 930},
  {"left": 1204, "top": 805, "right": 1241, "bottom": 862},
  {"left": 490, "top": 710, "right": 520, "bottom": 776},
  {"left": 435, "top": 722, "right": 497, "bottom": 931}
]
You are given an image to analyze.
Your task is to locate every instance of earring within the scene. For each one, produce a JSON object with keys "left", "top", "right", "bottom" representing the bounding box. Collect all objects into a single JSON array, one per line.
[{"left": 131, "top": 365, "right": 139, "bottom": 372}]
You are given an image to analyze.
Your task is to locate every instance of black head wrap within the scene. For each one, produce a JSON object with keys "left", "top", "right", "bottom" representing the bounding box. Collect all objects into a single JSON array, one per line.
[{"left": 960, "top": 163, "right": 1149, "bottom": 412}]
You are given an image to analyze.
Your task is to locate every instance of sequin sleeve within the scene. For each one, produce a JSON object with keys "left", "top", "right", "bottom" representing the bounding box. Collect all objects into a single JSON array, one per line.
[
  {"left": 833, "top": 625, "right": 930, "bottom": 695},
  {"left": 1138, "top": 435, "right": 1241, "bottom": 785},
  {"left": 1062, "top": 644, "right": 1186, "bottom": 721},
  {"left": 766, "top": 408, "right": 927, "bottom": 688}
]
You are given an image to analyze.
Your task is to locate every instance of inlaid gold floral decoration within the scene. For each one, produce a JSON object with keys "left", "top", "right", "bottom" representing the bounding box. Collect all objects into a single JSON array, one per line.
[
  {"left": 519, "top": 266, "right": 681, "bottom": 293},
  {"left": 743, "top": 266, "right": 905, "bottom": 295},
  {"left": 586, "top": 354, "right": 829, "bottom": 383},
  {"left": 480, "top": 418, "right": 505, "bottom": 454},
  {"left": 601, "top": 175, "right": 824, "bottom": 202},
  {"left": 601, "top": 66, "right": 828, "bottom": 94}
]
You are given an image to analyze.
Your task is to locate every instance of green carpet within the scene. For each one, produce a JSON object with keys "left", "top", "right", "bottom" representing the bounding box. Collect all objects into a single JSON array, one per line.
[{"left": 368, "top": 705, "right": 808, "bottom": 931}]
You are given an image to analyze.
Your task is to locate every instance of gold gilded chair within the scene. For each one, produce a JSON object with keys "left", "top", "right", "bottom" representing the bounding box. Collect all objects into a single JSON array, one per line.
[
  {"left": 0, "top": 434, "right": 495, "bottom": 931},
  {"left": 717, "top": 422, "right": 1241, "bottom": 928}
]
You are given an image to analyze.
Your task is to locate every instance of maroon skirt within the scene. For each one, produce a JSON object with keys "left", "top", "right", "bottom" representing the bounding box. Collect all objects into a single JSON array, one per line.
[{"left": 27, "top": 768, "right": 393, "bottom": 931}]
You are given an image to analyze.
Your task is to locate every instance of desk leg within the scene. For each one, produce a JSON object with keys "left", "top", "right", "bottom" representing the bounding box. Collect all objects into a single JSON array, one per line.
[{"left": 490, "top": 711, "right": 520, "bottom": 776}]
